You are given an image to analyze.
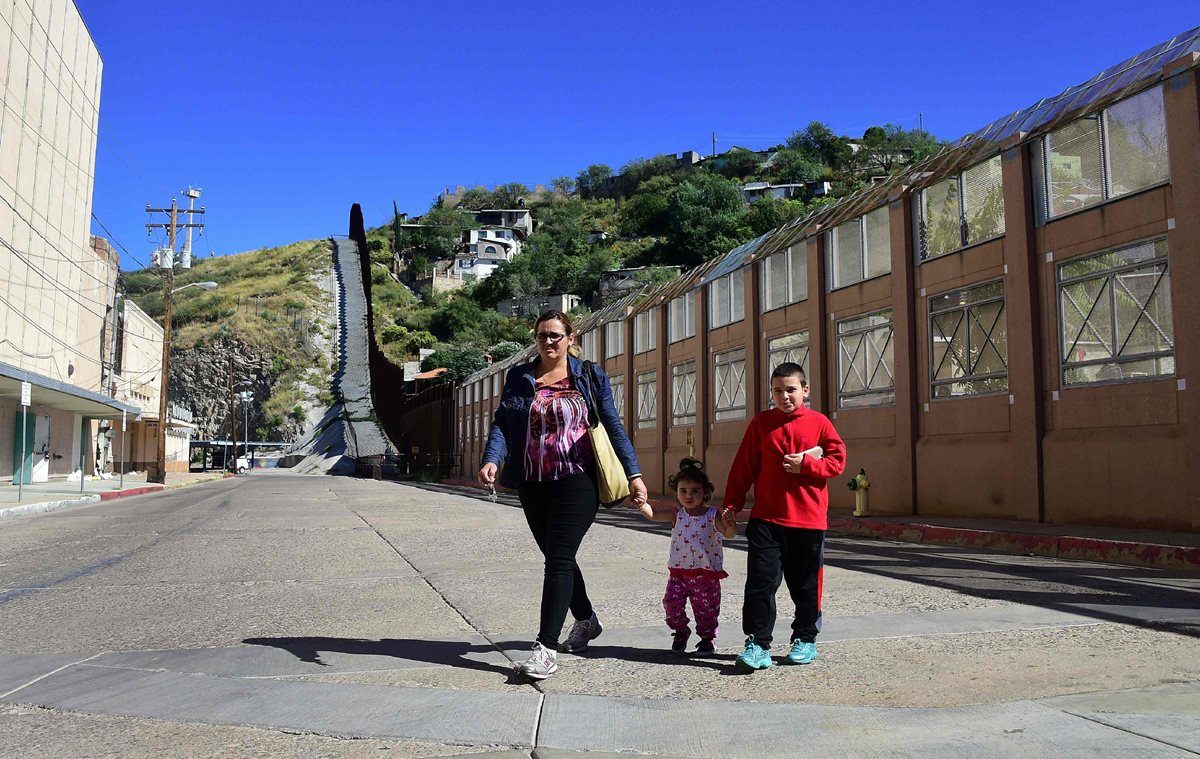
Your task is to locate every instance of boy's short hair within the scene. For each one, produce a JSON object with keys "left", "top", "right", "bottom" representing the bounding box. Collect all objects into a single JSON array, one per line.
[{"left": 771, "top": 362, "right": 807, "bottom": 385}]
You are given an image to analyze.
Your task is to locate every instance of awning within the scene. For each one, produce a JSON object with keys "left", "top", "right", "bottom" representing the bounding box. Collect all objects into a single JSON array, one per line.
[{"left": 0, "top": 361, "right": 141, "bottom": 420}]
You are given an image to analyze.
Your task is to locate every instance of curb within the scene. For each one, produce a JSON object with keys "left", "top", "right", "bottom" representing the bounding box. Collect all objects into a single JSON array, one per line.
[
  {"left": 0, "top": 494, "right": 102, "bottom": 520},
  {"left": 0, "top": 474, "right": 233, "bottom": 522},
  {"left": 439, "top": 478, "right": 1197, "bottom": 572},
  {"left": 828, "top": 516, "right": 1200, "bottom": 572}
]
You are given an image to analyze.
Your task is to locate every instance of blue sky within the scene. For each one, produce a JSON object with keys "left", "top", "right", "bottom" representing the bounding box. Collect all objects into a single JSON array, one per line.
[{"left": 75, "top": 0, "right": 1198, "bottom": 269}]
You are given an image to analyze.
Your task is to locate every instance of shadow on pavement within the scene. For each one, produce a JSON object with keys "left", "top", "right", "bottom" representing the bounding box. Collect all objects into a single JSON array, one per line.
[
  {"left": 242, "top": 635, "right": 519, "bottom": 679},
  {"left": 823, "top": 541, "right": 1200, "bottom": 638},
  {"left": 387, "top": 481, "right": 1200, "bottom": 639}
]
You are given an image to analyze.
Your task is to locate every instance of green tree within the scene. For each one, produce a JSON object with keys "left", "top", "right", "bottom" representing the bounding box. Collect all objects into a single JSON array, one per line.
[
  {"left": 857, "top": 124, "right": 943, "bottom": 176},
  {"left": 769, "top": 149, "right": 824, "bottom": 185},
  {"left": 430, "top": 294, "right": 485, "bottom": 341},
  {"left": 710, "top": 148, "right": 764, "bottom": 180},
  {"left": 576, "top": 164, "right": 614, "bottom": 199},
  {"left": 551, "top": 176, "right": 576, "bottom": 194},
  {"left": 787, "top": 121, "right": 853, "bottom": 171},
  {"left": 660, "top": 174, "right": 750, "bottom": 267},
  {"left": 421, "top": 346, "right": 488, "bottom": 384},
  {"left": 488, "top": 340, "right": 524, "bottom": 361}
]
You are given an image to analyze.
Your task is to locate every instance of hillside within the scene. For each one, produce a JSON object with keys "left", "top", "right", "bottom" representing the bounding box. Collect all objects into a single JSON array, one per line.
[
  {"left": 120, "top": 239, "right": 333, "bottom": 442},
  {"left": 361, "top": 121, "right": 943, "bottom": 382}
]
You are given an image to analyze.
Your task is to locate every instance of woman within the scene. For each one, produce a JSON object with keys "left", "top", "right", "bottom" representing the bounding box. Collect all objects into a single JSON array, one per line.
[{"left": 479, "top": 310, "right": 647, "bottom": 680}]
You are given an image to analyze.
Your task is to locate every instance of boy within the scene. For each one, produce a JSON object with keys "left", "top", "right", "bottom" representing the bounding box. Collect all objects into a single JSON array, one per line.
[{"left": 721, "top": 362, "right": 846, "bottom": 670}]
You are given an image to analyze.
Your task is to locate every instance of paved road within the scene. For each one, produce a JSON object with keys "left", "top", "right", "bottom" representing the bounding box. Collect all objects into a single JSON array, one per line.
[{"left": 1, "top": 473, "right": 1198, "bottom": 757}]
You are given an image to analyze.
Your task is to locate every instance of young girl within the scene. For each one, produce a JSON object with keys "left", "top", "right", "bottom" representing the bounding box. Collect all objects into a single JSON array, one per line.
[{"left": 639, "top": 458, "right": 736, "bottom": 653}]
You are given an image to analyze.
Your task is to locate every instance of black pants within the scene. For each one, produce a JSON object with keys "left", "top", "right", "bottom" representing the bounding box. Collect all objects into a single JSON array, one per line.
[
  {"left": 742, "top": 519, "right": 824, "bottom": 648},
  {"left": 518, "top": 472, "right": 599, "bottom": 648}
]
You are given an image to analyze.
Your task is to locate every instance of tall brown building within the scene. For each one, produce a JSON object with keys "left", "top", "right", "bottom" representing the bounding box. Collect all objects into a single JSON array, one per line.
[{"left": 458, "top": 28, "right": 1200, "bottom": 532}]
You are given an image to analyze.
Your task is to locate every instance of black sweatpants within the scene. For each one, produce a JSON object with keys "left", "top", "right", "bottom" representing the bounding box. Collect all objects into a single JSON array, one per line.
[
  {"left": 518, "top": 472, "right": 600, "bottom": 648},
  {"left": 742, "top": 519, "right": 824, "bottom": 648}
]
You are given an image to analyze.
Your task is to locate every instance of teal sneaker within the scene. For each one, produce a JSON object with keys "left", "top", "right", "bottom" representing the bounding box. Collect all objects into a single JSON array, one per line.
[
  {"left": 785, "top": 640, "right": 817, "bottom": 665},
  {"left": 736, "top": 637, "right": 772, "bottom": 670}
]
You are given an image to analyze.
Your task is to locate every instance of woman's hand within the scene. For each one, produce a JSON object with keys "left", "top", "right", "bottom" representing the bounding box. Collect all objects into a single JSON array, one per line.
[
  {"left": 478, "top": 463, "right": 497, "bottom": 487},
  {"left": 628, "top": 476, "right": 648, "bottom": 507}
]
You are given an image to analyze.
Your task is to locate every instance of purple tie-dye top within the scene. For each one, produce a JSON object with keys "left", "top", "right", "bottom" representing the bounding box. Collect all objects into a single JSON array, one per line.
[{"left": 525, "top": 376, "right": 593, "bottom": 481}]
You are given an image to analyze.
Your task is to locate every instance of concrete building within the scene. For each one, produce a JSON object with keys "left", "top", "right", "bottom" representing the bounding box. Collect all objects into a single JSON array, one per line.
[
  {"left": 455, "top": 227, "right": 520, "bottom": 281},
  {"left": 458, "top": 27, "right": 1200, "bottom": 533},
  {"left": 495, "top": 293, "right": 581, "bottom": 319},
  {"left": 742, "top": 181, "right": 832, "bottom": 203},
  {"left": 0, "top": 0, "right": 137, "bottom": 483},
  {"left": 109, "top": 300, "right": 192, "bottom": 473},
  {"left": 473, "top": 209, "right": 533, "bottom": 237}
]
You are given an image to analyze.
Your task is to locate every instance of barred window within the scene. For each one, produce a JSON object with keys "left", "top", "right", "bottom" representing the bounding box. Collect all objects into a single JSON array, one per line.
[
  {"left": 668, "top": 290, "right": 696, "bottom": 342},
  {"left": 580, "top": 330, "right": 599, "bottom": 363},
  {"left": 605, "top": 320, "right": 625, "bottom": 358},
  {"left": 768, "top": 331, "right": 810, "bottom": 378},
  {"left": 761, "top": 245, "right": 808, "bottom": 311},
  {"left": 634, "top": 310, "right": 657, "bottom": 354},
  {"left": 837, "top": 310, "right": 895, "bottom": 408},
  {"left": 636, "top": 371, "right": 658, "bottom": 429},
  {"left": 917, "top": 155, "right": 1005, "bottom": 260},
  {"left": 609, "top": 374, "right": 625, "bottom": 418},
  {"left": 929, "top": 281, "right": 1008, "bottom": 398},
  {"left": 671, "top": 360, "right": 697, "bottom": 427},
  {"left": 1033, "top": 87, "right": 1169, "bottom": 222},
  {"left": 826, "top": 206, "right": 891, "bottom": 289},
  {"left": 713, "top": 347, "right": 747, "bottom": 421},
  {"left": 483, "top": 376, "right": 490, "bottom": 401},
  {"left": 1058, "top": 238, "right": 1173, "bottom": 386},
  {"left": 767, "top": 331, "right": 810, "bottom": 409},
  {"left": 708, "top": 269, "right": 745, "bottom": 328}
]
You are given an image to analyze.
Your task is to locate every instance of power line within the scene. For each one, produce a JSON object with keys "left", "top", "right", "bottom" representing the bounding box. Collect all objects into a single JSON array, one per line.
[
  {"left": 0, "top": 235, "right": 169, "bottom": 348},
  {"left": 92, "top": 211, "right": 155, "bottom": 271},
  {"left": 0, "top": 190, "right": 130, "bottom": 291},
  {"left": 0, "top": 289, "right": 106, "bottom": 371}
]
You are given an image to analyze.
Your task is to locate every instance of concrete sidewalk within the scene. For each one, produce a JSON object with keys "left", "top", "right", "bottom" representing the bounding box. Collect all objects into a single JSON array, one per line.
[
  {"left": 442, "top": 477, "right": 1200, "bottom": 572},
  {"left": 2, "top": 474, "right": 1197, "bottom": 757},
  {"left": 0, "top": 471, "right": 231, "bottom": 520}
]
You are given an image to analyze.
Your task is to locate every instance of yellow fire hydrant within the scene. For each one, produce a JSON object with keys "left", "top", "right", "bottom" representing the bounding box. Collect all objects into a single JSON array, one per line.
[{"left": 847, "top": 468, "right": 870, "bottom": 517}]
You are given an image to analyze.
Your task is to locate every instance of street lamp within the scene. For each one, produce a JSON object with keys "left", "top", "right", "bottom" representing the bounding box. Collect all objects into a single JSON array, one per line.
[
  {"left": 237, "top": 384, "right": 253, "bottom": 473},
  {"left": 172, "top": 281, "right": 218, "bottom": 294}
]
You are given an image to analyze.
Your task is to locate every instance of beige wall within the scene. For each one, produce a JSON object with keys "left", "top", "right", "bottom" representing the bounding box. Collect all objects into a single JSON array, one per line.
[
  {"left": 0, "top": 0, "right": 104, "bottom": 386},
  {"left": 114, "top": 300, "right": 163, "bottom": 413}
]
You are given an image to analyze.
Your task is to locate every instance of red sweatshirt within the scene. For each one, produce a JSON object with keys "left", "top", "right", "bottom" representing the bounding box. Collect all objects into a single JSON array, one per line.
[{"left": 723, "top": 407, "right": 847, "bottom": 529}]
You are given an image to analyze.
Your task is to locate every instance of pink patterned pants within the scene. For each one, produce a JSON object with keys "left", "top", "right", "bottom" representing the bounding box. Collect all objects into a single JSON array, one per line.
[{"left": 663, "top": 574, "right": 722, "bottom": 641}]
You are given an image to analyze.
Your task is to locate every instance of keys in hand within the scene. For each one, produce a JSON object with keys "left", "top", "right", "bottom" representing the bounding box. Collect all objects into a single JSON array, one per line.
[{"left": 486, "top": 484, "right": 497, "bottom": 503}]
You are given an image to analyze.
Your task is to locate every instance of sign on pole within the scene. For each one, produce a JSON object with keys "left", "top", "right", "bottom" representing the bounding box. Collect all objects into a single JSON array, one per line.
[{"left": 18, "top": 383, "right": 29, "bottom": 499}]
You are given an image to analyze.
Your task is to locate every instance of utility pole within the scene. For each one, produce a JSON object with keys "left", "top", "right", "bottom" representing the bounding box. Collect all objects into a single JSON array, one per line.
[
  {"left": 229, "top": 355, "right": 237, "bottom": 473},
  {"left": 146, "top": 194, "right": 205, "bottom": 484},
  {"left": 712, "top": 131, "right": 716, "bottom": 157}
]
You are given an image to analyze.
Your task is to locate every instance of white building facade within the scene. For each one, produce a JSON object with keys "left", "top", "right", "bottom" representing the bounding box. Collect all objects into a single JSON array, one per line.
[{"left": 0, "top": 0, "right": 136, "bottom": 483}]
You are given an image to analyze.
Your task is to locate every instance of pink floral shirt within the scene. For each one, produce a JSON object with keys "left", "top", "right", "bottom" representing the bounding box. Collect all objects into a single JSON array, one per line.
[
  {"left": 668, "top": 506, "right": 727, "bottom": 579},
  {"left": 524, "top": 376, "right": 592, "bottom": 482}
]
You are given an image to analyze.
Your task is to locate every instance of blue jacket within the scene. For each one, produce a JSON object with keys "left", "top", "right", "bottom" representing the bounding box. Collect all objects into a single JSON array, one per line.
[{"left": 482, "top": 355, "right": 641, "bottom": 489}]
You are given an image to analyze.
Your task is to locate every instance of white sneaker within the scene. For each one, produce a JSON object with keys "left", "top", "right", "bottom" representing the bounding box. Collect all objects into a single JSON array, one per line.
[
  {"left": 560, "top": 613, "right": 603, "bottom": 653},
  {"left": 517, "top": 642, "right": 558, "bottom": 680}
]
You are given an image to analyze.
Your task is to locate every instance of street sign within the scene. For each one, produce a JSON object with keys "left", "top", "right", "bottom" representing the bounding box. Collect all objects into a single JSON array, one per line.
[
  {"left": 122, "top": 409, "right": 127, "bottom": 432},
  {"left": 20, "top": 381, "right": 31, "bottom": 407}
]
